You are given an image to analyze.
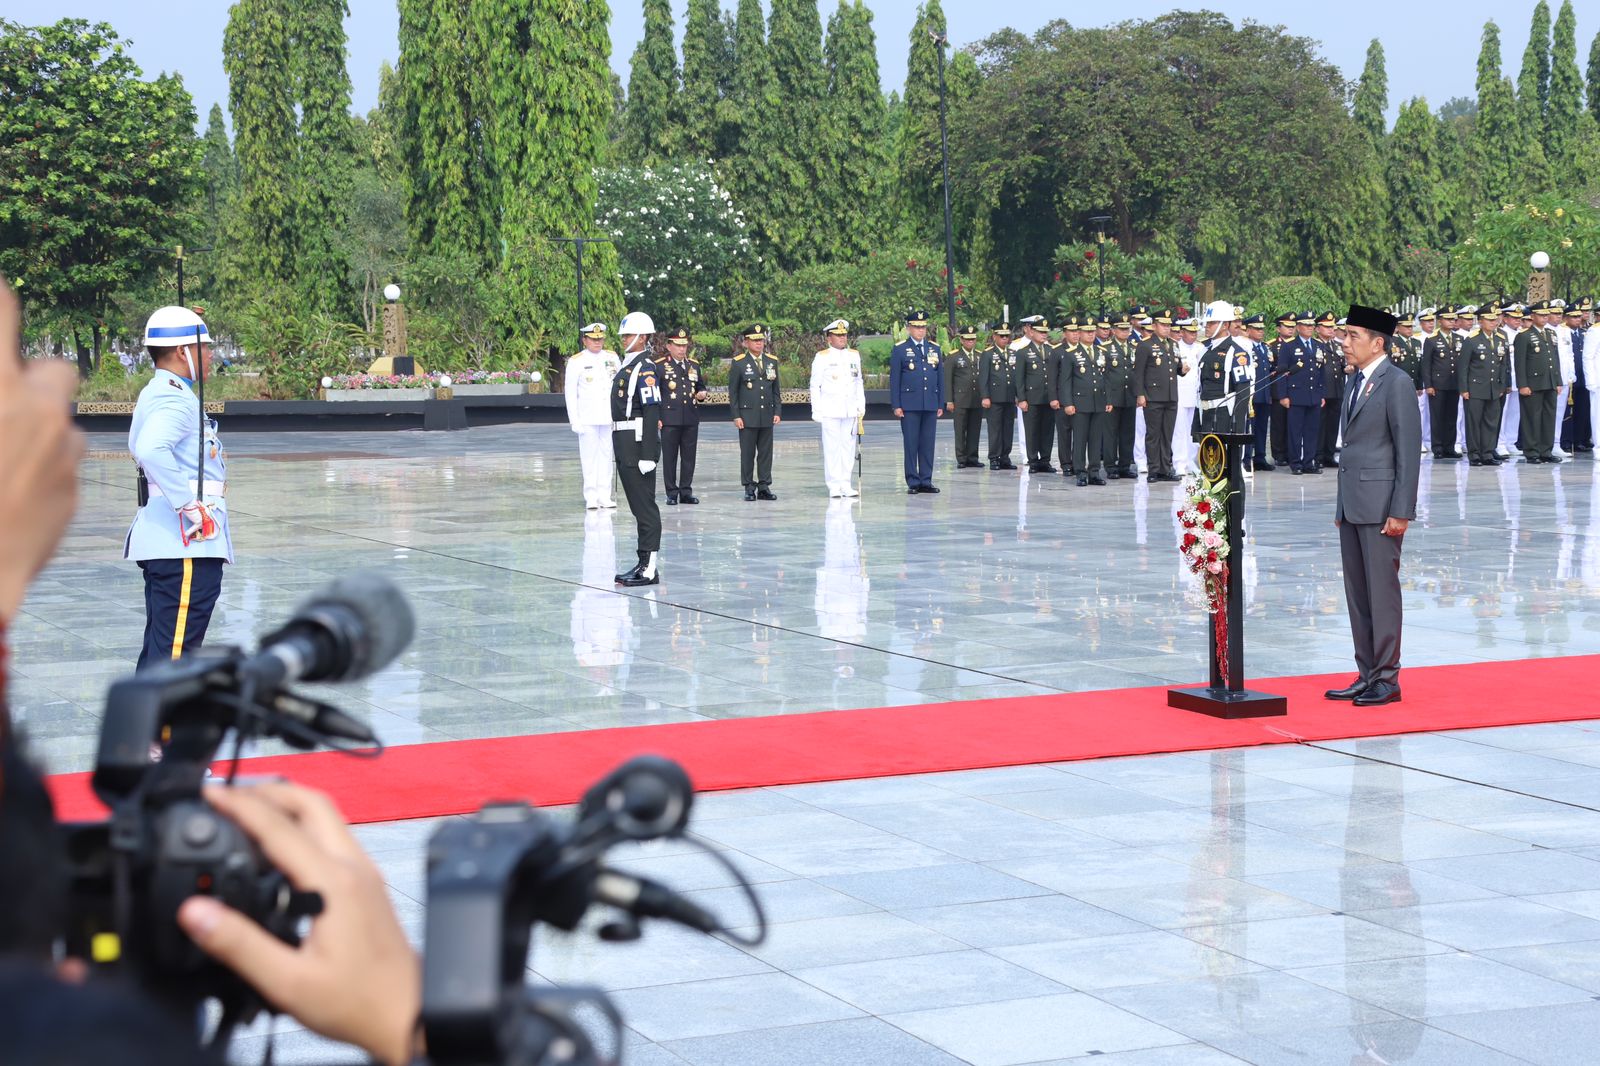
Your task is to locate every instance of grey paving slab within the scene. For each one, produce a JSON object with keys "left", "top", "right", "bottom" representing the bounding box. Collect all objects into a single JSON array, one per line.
[
  {"left": 794, "top": 949, "right": 1069, "bottom": 1015},
  {"left": 1097, "top": 971, "right": 1408, "bottom": 1043},
  {"left": 995, "top": 930, "right": 1263, "bottom": 990},
  {"left": 663, "top": 1017, "right": 966, "bottom": 1066},
  {"left": 1178, "top": 912, "right": 1454, "bottom": 970},
  {"left": 900, "top": 895, "right": 1150, "bottom": 948},
  {"left": 885, "top": 992, "right": 1191, "bottom": 1066},
  {"left": 1352, "top": 896, "right": 1600, "bottom": 950},
  {"left": 610, "top": 971, "right": 864, "bottom": 1042},
  {"left": 1288, "top": 951, "right": 1595, "bottom": 1018},
  {"left": 1203, "top": 1021, "right": 1529, "bottom": 1066},
  {"left": 1429, "top": 1000, "right": 1600, "bottom": 1066},
  {"left": 737, "top": 911, "right": 968, "bottom": 971}
]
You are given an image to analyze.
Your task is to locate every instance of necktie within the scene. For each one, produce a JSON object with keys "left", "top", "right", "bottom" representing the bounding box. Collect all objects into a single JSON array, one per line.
[{"left": 1346, "top": 369, "right": 1364, "bottom": 429}]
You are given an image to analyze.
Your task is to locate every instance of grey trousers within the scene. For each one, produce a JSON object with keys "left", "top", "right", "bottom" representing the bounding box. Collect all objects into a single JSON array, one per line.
[{"left": 1340, "top": 520, "right": 1405, "bottom": 686}]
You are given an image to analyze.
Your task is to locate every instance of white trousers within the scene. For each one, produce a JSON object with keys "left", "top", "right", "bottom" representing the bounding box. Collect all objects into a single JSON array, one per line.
[
  {"left": 1498, "top": 392, "right": 1521, "bottom": 453},
  {"left": 1133, "top": 407, "right": 1147, "bottom": 472},
  {"left": 1016, "top": 402, "right": 1028, "bottom": 455},
  {"left": 818, "top": 417, "right": 858, "bottom": 494},
  {"left": 1554, "top": 384, "right": 1571, "bottom": 454},
  {"left": 1418, "top": 392, "right": 1431, "bottom": 451},
  {"left": 575, "top": 425, "right": 614, "bottom": 507},
  {"left": 1456, "top": 397, "right": 1467, "bottom": 450},
  {"left": 1173, "top": 405, "right": 1197, "bottom": 473},
  {"left": 1591, "top": 387, "right": 1600, "bottom": 453}
]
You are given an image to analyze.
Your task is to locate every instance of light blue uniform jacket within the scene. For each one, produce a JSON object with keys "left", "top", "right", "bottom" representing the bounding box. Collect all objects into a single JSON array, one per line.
[{"left": 124, "top": 369, "right": 234, "bottom": 563}]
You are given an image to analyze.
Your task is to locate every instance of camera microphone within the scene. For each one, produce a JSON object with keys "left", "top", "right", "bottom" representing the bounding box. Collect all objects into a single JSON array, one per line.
[
  {"left": 239, "top": 572, "right": 416, "bottom": 690},
  {"left": 592, "top": 869, "right": 721, "bottom": 934}
]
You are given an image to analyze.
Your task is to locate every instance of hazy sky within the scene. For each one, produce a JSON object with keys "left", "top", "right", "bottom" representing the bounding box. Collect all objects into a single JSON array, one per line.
[{"left": 7, "top": 1, "right": 1589, "bottom": 129}]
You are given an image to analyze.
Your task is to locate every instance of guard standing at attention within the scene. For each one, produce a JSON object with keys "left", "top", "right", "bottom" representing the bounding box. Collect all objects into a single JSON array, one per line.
[
  {"left": 565, "top": 322, "right": 621, "bottom": 510},
  {"left": 1244, "top": 314, "right": 1275, "bottom": 470},
  {"left": 810, "top": 318, "right": 866, "bottom": 498},
  {"left": 1423, "top": 305, "right": 1464, "bottom": 458},
  {"left": 1515, "top": 301, "right": 1562, "bottom": 463},
  {"left": 1133, "top": 311, "right": 1184, "bottom": 481},
  {"left": 126, "top": 306, "right": 232, "bottom": 669},
  {"left": 612, "top": 312, "right": 663, "bottom": 586},
  {"left": 979, "top": 323, "right": 1019, "bottom": 469},
  {"left": 1268, "top": 313, "right": 1295, "bottom": 465},
  {"left": 1059, "top": 322, "right": 1111, "bottom": 485},
  {"left": 891, "top": 309, "right": 945, "bottom": 493},
  {"left": 1459, "top": 303, "right": 1511, "bottom": 466},
  {"left": 731, "top": 323, "right": 782, "bottom": 499},
  {"left": 1015, "top": 315, "right": 1056, "bottom": 473},
  {"left": 945, "top": 324, "right": 986, "bottom": 468},
  {"left": 1103, "top": 315, "right": 1139, "bottom": 479},
  {"left": 657, "top": 327, "right": 707, "bottom": 505},
  {"left": 1274, "top": 311, "right": 1327, "bottom": 474}
]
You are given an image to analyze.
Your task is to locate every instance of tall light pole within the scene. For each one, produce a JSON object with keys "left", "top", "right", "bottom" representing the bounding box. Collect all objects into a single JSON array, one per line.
[
  {"left": 1088, "top": 214, "right": 1112, "bottom": 315},
  {"left": 931, "top": 30, "right": 958, "bottom": 337},
  {"left": 551, "top": 234, "right": 614, "bottom": 330}
]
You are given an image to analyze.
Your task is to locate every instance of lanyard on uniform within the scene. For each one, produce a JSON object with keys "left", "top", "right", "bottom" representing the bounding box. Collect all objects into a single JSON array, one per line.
[{"left": 622, "top": 357, "right": 644, "bottom": 419}]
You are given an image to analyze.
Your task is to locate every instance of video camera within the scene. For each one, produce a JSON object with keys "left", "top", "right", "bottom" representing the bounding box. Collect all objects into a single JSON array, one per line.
[{"left": 61, "top": 572, "right": 413, "bottom": 1044}]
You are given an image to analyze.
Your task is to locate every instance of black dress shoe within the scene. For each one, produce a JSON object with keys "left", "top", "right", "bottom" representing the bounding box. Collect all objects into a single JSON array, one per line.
[
  {"left": 1107, "top": 470, "right": 1122, "bottom": 480},
  {"left": 907, "top": 486, "right": 920, "bottom": 494},
  {"left": 922, "top": 484, "right": 940, "bottom": 493},
  {"left": 1076, "top": 474, "right": 1089, "bottom": 486},
  {"left": 614, "top": 565, "right": 642, "bottom": 584},
  {"left": 757, "top": 488, "right": 777, "bottom": 500},
  {"left": 1089, "top": 475, "right": 1107, "bottom": 486},
  {"left": 618, "top": 569, "right": 660, "bottom": 587},
  {"left": 1163, "top": 473, "right": 1183, "bottom": 482},
  {"left": 1002, "top": 460, "right": 1019, "bottom": 470},
  {"left": 744, "top": 487, "right": 757, "bottom": 501},
  {"left": 1548, "top": 455, "right": 1563, "bottom": 464},
  {"left": 680, "top": 493, "right": 699, "bottom": 504},
  {"left": 666, "top": 492, "right": 679, "bottom": 504},
  {"left": 1291, "top": 466, "right": 1303, "bottom": 474},
  {"left": 1256, "top": 461, "right": 1275, "bottom": 471},
  {"left": 1123, "top": 467, "right": 1140, "bottom": 479},
  {"left": 1324, "top": 678, "right": 1369, "bottom": 700},
  {"left": 989, "top": 460, "right": 1003, "bottom": 470},
  {"left": 1354, "top": 682, "right": 1401, "bottom": 707},
  {"left": 1469, "top": 459, "right": 1483, "bottom": 467}
]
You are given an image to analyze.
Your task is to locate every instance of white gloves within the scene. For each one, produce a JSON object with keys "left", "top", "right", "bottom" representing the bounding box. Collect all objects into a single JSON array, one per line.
[
  {"left": 639, "top": 460, "right": 657, "bottom": 474},
  {"left": 178, "top": 501, "right": 219, "bottom": 546}
]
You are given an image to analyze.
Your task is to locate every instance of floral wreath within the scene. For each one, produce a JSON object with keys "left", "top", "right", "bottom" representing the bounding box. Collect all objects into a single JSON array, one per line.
[{"left": 1177, "top": 473, "right": 1232, "bottom": 685}]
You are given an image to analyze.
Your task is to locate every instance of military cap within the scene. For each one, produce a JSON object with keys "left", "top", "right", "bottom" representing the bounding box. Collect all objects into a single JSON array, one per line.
[
  {"left": 1336, "top": 318, "right": 1348, "bottom": 329},
  {"left": 1152, "top": 311, "right": 1174, "bottom": 326},
  {"left": 1060, "top": 313, "right": 1080, "bottom": 330},
  {"left": 1128, "top": 304, "right": 1150, "bottom": 318},
  {"left": 957, "top": 323, "right": 978, "bottom": 340},
  {"left": 1417, "top": 307, "right": 1437, "bottom": 321},
  {"left": 580, "top": 322, "right": 607, "bottom": 339},
  {"left": 906, "top": 309, "right": 931, "bottom": 325},
  {"left": 1480, "top": 302, "right": 1503, "bottom": 317},
  {"left": 1578, "top": 297, "right": 1594, "bottom": 313},
  {"left": 990, "top": 322, "right": 1013, "bottom": 336},
  {"left": 1503, "top": 304, "right": 1525, "bottom": 320},
  {"left": 1439, "top": 304, "right": 1458, "bottom": 317},
  {"left": 1083, "top": 314, "right": 1099, "bottom": 329},
  {"left": 1111, "top": 315, "right": 1132, "bottom": 329},
  {"left": 1316, "top": 311, "right": 1337, "bottom": 326},
  {"left": 823, "top": 318, "right": 850, "bottom": 335},
  {"left": 1564, "top": 304, "right": 1584, "bottom": 317},
  {"left": 1242, "top": 313, "right": 1265, "bottom": 327},
  {"left": 1275, "top": 312, "right": 1295, "bottom": 326},
  {"left": 1457, "top": 307, "right": 1478, "bottom": 321},
  {"left": 663, "top": 326, "right": 691, "bottom": 342},
  {"left": 1232, "top": 305, "right": 1247, "bottom": 320},
  {"left": 742, "top": 323, "right": 767, "bottom": 340},
  {"left": 1295, "top": 311, "right": 1316, "bottom": 325}
]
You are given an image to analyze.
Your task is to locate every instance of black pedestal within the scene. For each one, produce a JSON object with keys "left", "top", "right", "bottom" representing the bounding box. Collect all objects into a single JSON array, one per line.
[
  {"left": 422, "top": 398, "right": 468, "bottom": 431},
  {"left": 1167, "top": 429, "right": 1286, "bottom": 719}
]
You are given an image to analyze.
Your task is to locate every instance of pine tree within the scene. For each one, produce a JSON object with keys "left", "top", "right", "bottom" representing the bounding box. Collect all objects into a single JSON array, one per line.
[
  {"left": 396, "top": 0, "right": 494, "bottom": 267},
  {"left": 624, "top": 0, "right": 679, "bottom": 160},
  {"left": 1518, "top": 1, "right": 1552, "bottom": 125},
  {"left": 680, "top": 0, "right": 727, "bottom": 159},
  {"left": 221, "top": 0, "right": 299, "bottom": 295},
  {"left": 293, "top": 0, "right": 355, "bottom": 316},
  {"left": 1353, "top": 39, "right": 1388, "bottom": 141},
  {"left": 368, "top": 61, "right": 404, "bottom": 183},
  {"left": 1589, "top": 30, "right": 1600, "bottom": 123},
  {"left": 897, "top": 0, "right": 948, "bottom": 235},
  {"left": 1547, "top": 0, "right": 1583, "bottom": 181},
  {"left": 1473, "top": 22, "right": 1526, "bottom": 210},
  {"left": 200, "top": 104, "right": 238, "bottom": 216},
  {"left": 723, "top": 0, "right": 769, "bottom": 237},
  {"left": 820, "top": 0, "right": 889, "bottom": 262},
  {"left": 475, "top": 0, "right": 621, "bottom": 343},
  {"left": 1435, "top": 106, "right": 1471, "bottom": 245},
  {"left": 1387, "top": 97, "right": 1444, "bottom": 251},
  {"left": 746, "top": 0, "right": 827, "bottom": 268}
]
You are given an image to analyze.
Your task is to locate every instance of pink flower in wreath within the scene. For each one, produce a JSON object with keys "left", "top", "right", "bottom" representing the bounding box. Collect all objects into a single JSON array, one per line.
[{"left": 1206, "top": 559, "right": 1224, "bottom": 574}]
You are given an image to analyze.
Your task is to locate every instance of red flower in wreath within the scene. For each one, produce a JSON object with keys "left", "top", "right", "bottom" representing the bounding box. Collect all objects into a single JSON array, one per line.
[
  {"left": 1203, "top": 519, "right": 1214, "bottom": 531},
  {"left": 1196, "top": 501, "right": 1211, "bottom": 514}
]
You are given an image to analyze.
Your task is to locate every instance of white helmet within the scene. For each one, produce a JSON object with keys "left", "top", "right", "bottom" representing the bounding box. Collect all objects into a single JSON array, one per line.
[
  {"left": 1202, "top": 300, "right": 1236, "bottom": 324},
  {"left": 618, "top": 311, "right": 655, "bottom": 336},
  {"left": 144, "top": 305, "right": 210, "bottom": 347}
]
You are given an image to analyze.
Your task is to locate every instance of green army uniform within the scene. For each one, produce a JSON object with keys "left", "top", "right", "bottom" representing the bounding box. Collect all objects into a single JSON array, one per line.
[
  {"left": 1101, "top": 320, "right": 1139, "bottom": 478},
  {"left": 1458, "top": 310, "right": 1510, "bottom": 465},
  {"left": 1058, "top": 331, "right": 1111, "bottom": 484},
  {"left": 1513, "top": 305, "right": 1561, "bottom": 462},
  {"left": 945, "top": 325, "right": 985, "bottom": 468},
  {"left": 730, "top": 324, "right": 783, "bottom": 498},
  {"left": 979, "top": 328, "right": 1019, "bottom": 468},
  {"left": 1016, "top": 318, "right": 1056, "bottom": 472}
]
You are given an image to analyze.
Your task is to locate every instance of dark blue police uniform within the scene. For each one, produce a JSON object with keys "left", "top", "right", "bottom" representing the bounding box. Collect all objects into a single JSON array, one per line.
[
  {"left": 1273, "top": 329, "right": 1327, "bottom": 473},
  {"left": 1250, "top": 336, "right": 1274, "bottom": 468},
  {"left": 890, "top": 314, "right": 945, "bottom": 492}
]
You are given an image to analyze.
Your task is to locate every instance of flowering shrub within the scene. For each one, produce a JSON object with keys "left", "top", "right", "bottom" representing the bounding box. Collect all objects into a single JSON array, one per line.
[
  {"left": 1453, "top": 196, "right": 1599, "bottom": 300},
  {"left": 767, "top": 242, "right": 975, "bottom": 333},
  {"left": 323, "top": 370, "right": 537, "bottom": 390},
  {"left": 596, "top": 161, "right": 752, "bottom": 329},
  {"left": 1046, "top": 241, "right": 1199, "bottom": 318}
]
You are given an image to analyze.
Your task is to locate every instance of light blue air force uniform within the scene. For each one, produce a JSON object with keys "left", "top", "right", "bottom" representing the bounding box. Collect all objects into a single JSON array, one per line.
[{"left": 125, "top": 370, "right": 234, "bottom": 562}]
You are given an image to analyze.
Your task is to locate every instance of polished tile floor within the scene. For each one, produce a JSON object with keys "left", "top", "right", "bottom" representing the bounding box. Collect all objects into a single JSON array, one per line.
[{"left": 12, "top": 423, "right": 1600, "bottom": 1064}]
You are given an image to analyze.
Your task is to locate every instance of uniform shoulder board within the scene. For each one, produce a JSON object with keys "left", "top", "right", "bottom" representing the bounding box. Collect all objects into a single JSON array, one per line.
[
  {"left": 734, "top": 353, "right": 747, "bottom": 361},
  {"left": 168, "top": 378, "right": 183, "bottom": 389}
]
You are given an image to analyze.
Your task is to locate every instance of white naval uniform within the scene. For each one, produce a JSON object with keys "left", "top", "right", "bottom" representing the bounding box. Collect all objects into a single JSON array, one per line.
[
  {"left": 1499, "top": 326, "right": 1522, "bottom": 454},
  {"left": 1585, "top": 323, "right": 1600, "bottom": 451},
  {"left": 565, "top": 348, "right": 622, "bottom": 508},
  {"left": 1555, "top": 323, "right": 1578, "bottom": 456},
  {"left": 125, "top": 369, "right": 234, "bottom": 564},
  {"left": 1173, "top": 340, "right": 1203, "bottom": 473},
  {"left": 809, "top": 346, "right": 867, "bottom": 497}
]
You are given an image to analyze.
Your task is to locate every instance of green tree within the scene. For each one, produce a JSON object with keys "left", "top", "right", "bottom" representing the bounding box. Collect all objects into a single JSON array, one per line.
[
  {"left": 747, "top": 0, "right": 828, "bottom": 269},
  {"left": 1472, "top": 22, "right": 1527, "bottom": 210},
  {"left": 293, "top": 0, "right": 356, "bottom": 317},
  {"left": 193, "top": 103, "right": 237, "bottom": 305},
  {"left": 475, "top": 0, "right": 621, "bottom": 347},
  {"left": 1589, "top": 30, "right": 1600, "bottom": 123},
  {"left": 1388, "top": 97, "right": 1445, "bottom": 252},
  {"left": 396, "top": 0, "right": 494, "bottom": 268},
  {"left": 367, "top": 60, "right": 404, "bottom": 183},
  {"left": 820, "top": 0, "right": 890, "bottom": 262},
  {"left": 723, "top": 0, "right": 769, "bottom": 237},
  {"left": 1454, "top": 196, "right": 1599, "bottom": 298},
  {"left": 0, "top": 19, "right": 203, "bottom": 373},
  {"left": 1518, "top": 1, "right": 1552, "bottom": 127},
  {"left": 222, "top": 0, "right": 299, "bottom": 296},
  {"left": 624, "top": 0, "right": 678, "bottom": 160},
  {"left": 1353, "top": 39, "right": 1388, "bottom": 141},
  {"left": 200, "top": 103, "right": 238, "bottom": 215},
  {"left": 680, "top": 0, "right": 729, "bottom": 158},
  {"left": 1547, "top": 1, "right": 1583, "bottom": 183},
  {"left": 897, "top": 0, "right": 948, "bottom": 236}
]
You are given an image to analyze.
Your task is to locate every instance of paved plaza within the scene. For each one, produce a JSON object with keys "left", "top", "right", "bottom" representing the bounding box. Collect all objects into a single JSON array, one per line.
[{"left": 13, "top": 423, "right": 1600, "bottom": 1063}]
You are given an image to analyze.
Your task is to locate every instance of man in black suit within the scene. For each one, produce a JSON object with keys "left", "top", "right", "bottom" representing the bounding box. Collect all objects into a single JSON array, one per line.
[{"left": 1326, "top": 305, "right": 1422, "bottom": 707}]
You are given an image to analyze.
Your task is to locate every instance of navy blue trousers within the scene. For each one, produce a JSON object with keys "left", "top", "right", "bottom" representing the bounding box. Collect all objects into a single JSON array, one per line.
[
  {"left": 1286, "top": 405, "right": 1322, "bottom": 471},
  {"left": 900, "top": 410, "right": 937, "bottom": 487},
  {"left": 137, "top": 558, "right": 224, "bottom": 670},
  {"left": 1249, "top": 409, "right": 1270, "bottom": 467}
]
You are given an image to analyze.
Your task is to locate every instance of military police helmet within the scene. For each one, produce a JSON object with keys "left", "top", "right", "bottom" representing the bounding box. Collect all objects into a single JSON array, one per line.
[
  {"left": 144, "top": 305, "right": 211, "bottom": 347},
  {"left": 619, "top": 311, "right": 656, "bottom": 335}
]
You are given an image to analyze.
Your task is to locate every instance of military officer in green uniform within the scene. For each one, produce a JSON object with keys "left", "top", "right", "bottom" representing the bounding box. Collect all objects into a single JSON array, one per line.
[
  {"left": 1102, "top": 315, "right": 1139, "bottom": 479},
  {"left": 1052, "top": 314, "right": 1080, "bottom": 475},
  {"left": 1058, "top": 321, "right": 1112, "bottom": 485},
  {"left": 1459, "top": 302, "right": 1510, "bottom": 466},
  {"left": 731, "top": 323, "right": 783, "bottom": 498},
  {"left": 1134, "top": 312, "right": 1185, "bottom": 481},
  {"left": 1389, "top": 315, "right": 1423, "bottom": 386},
  {"left": 979, "top": 323, "right": 1019, "bottom": 469},
  {"left": 945, "top": 324, "right": 986, "bottom": 468},
  {"left": 1016, "top": 315, "right": 1057, "bottom": 473},
  {"left": 1515, "top": 301, "right": 1562, "bottom": 463},
  {"left": 1424, "top": 305, "right": 1464, "bottom": 458}
]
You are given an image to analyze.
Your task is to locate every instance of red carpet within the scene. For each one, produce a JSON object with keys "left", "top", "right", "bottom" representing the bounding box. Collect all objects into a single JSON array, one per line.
[{"left": 47, "top": 655, "right": 1600, "bottom": 824}]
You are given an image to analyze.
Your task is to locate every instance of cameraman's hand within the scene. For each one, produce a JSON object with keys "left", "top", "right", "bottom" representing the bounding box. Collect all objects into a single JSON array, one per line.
[
  {"left": 177, "top": 783, "right": 420, "bottom": 1066},
  {"left": 0, "top": 278, "right": 84, "bottom": 624}
]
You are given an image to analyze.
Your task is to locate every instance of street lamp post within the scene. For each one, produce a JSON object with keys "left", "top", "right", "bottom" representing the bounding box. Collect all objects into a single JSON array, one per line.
[
  {"left": 1530, "top": 250, "right": 1551, "bottom": 305},
  {"left": 1088, "top": 214, "right": 1112, "bottom": 315},
  {"left": 551, "top": 234, "right": 614, "bottom": 330},
  {"left": 931, "top": 30, "right": 958, "bottom": 338}
]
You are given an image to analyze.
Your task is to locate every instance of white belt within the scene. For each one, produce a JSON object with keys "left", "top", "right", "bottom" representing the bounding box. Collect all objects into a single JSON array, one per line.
[
  {"left": 1199, "top": 394, "right": 1237, "bottom": 411},
  {"left": 613, "top": 418, "right": 643, "bottom": 440},
  {"left": 148, "top": 479, "right": 226, "bottom": 500}
]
